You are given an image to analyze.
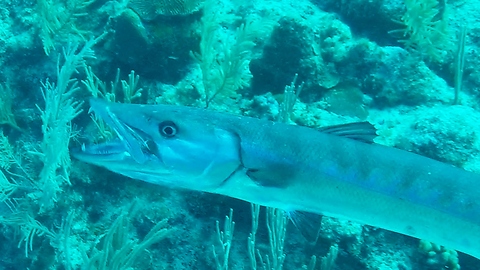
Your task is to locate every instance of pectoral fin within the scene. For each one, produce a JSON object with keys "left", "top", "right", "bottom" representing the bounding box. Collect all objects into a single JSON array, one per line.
[{"left": 246, "top": 163, "right": 294, "bottom": 188}]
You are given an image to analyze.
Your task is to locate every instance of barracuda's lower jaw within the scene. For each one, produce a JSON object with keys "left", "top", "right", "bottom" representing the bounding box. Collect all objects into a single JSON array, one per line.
[
  {"left": 72, "top": 139, "right": 174, "bottom": 184},
  {"left": 72, "top": 140, "right": 131, "bottom": 163}
]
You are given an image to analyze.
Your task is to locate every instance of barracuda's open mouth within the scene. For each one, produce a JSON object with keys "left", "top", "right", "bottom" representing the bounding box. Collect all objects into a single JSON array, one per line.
[
  {"left": 73, "top": 99, "right": 154, "bottom": 165},
  {"left": 94, "top": 104, "right": 150, "bottom": 164},
  {"left": 72, "top": 136, "right": 172, "bottom": 182}
]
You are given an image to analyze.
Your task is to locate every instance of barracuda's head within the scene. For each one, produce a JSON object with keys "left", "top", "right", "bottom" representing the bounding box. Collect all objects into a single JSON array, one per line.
[{"left": 72, "top": 99, "right": 242, "bottom": 191}]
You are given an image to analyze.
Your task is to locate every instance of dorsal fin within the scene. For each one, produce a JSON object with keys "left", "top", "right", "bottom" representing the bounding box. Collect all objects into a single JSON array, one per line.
[{"left": 318, "top": 122, "right": 377, "bottom": 144}]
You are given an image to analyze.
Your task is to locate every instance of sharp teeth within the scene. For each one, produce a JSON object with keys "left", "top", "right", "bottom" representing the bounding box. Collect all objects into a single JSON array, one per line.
[
  {"left": 88, "top": 107, "right": 94, "bottom": 114},
  {"left": 81, "top": 143, "right": 86, "bottom": 152}
]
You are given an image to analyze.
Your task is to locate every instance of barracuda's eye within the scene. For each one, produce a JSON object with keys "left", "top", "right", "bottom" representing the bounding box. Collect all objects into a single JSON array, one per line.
[{"left": 159, "top": 121, "right": 178, "bottom": 138}]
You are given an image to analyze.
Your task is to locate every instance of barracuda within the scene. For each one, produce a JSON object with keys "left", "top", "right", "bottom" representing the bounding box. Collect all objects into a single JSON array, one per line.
[{"left": 72, "top": 98, "right": 480, "bottom": 259}]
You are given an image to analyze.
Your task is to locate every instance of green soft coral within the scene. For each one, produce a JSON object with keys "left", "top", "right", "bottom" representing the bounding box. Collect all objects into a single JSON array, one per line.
[
  {"left": 398, "top": 0, "right": 450, "bottom": 61},
  {"left": 190, "top": 0, "right": 276, "bottom": 108},
  {"left": 37, "top": 0, "right": 96, "bottom": 55}
]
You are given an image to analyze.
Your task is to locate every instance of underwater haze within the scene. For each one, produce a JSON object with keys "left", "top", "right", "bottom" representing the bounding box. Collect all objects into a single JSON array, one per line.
[{"left": 0, "top": 0, "right": 479, "bottom": 269}]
